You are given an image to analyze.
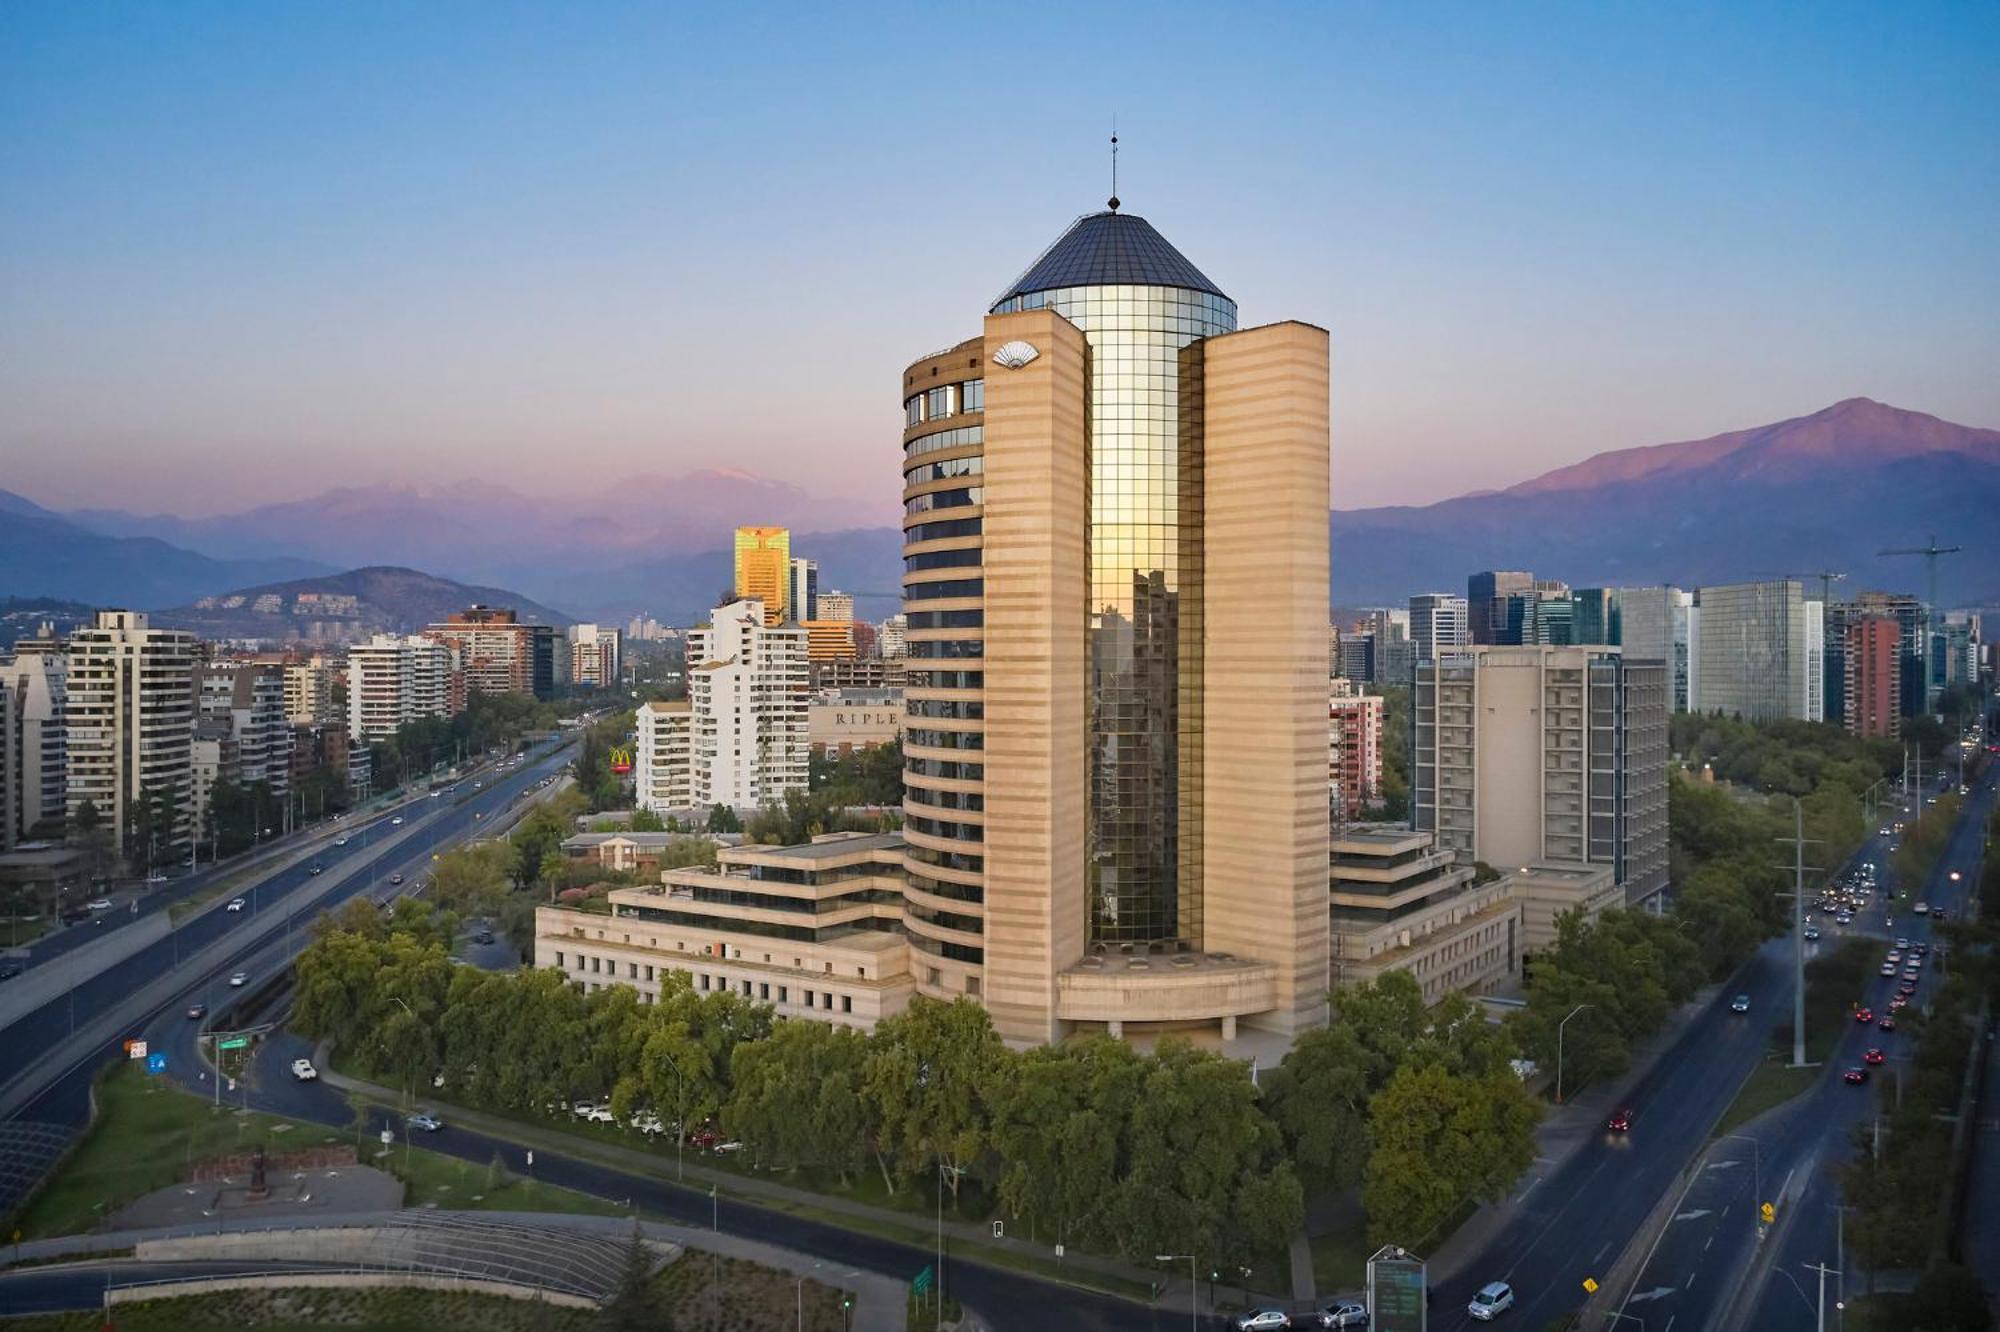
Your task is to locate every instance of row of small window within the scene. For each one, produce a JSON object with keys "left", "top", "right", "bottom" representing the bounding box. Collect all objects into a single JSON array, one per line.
[
  {"left": 905, "top": 486, "right": 982, "bottom": 516},
  {"left": 904, "top": 546, "right": 982, "bottom": 573},
  {"left": 905, "top": 638, "right": 983, "bottom": 660},
  {"left": 906, "top": 517, "right": 982, "bottom": 544},
  {"left": 551, "top": 952, "right": 855, "bottom": 1013},
  {"left": 903, "top": 380, "right": 985, "bottom": 427},
  {"left": 905, "top": 669, "right": 983, "bottom": 689},
  {"left": 906, "top": 900, "right": 986, "bottom": 936},
  {"left": 905, "top": 756, "right": 984, "bottom": 782},
  {"left": 906, "top": 697, "right": 984, "bottom": 720},
  {"left": 907, "top": 870, "right": 985, "bottom": 905},
  {"left": 908, "top": 930, "right": 984, "bottom": 966},
  {"left": 905, "top": 579, "right": 983, "bottom": 603},
  {"left": 904, "top": 454, "right": 983, "bottom": 486},
  {"left": 907, "top": 785, "right": 984, "bottom": 813},
  {"left": 905, "top": 727, "right": 984, "bottom": 750},
  {"left": 903, "top": 423, "right": 983, "bottom": 459},
  {"left": 905, "top": 842, "right": 985, "bottom": 876},
  {"left": 904, "top": 813, "right": 984, "bottom": 843},
  {"left": 905, "top": 609, "right": 982, "bottom": 630}
]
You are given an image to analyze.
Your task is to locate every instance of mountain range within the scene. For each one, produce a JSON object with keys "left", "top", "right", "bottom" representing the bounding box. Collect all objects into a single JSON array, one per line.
[
  {"left": 3, "top": 398, "right": 1995, "bottom": 621},
  {"left": 152, "top": 566, "right": 572, "bottom": 642}
]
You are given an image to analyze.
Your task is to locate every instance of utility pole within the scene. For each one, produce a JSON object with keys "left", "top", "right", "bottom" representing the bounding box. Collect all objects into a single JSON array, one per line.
[
  {"left": 1805, "top": 1259, "right": 1843, "bottom": 1332},
  {"left": 1777, "top": 797, "right": 1822, "bottom": 1067}
]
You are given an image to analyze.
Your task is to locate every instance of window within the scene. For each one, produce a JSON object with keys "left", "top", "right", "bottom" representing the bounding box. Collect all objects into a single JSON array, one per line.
[
  {"left": 842, "top": 995, "right": 853, "bottom": 1013},
  {"left": 779, "top": 986, "right": 789, "bottom": 1003},
  {"left": 822, "top": 992, "right": 833, "bottom": 1010},
  {"left": 926, "top": 385, "right": 954, "bottom": 419},
  {"left": 961, "top": 379, "right": 984, "bottom": 411},
  {"left": 553, "top": 951, "right": 564, "bottom": 968},
  {"left": 760, "top": 983, "right": 770, "bottom": 1000},
  {"left": 905, "top": 395, "right": 924, "bottom": 427},
  {"left": 804, "top": 989, "right": 814, "bottom": 1007}
]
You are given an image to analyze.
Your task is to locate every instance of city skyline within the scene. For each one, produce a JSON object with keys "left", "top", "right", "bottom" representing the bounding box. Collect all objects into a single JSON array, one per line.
[{"left": 4, "top": 4, "right": 1997, "bottom": 517}]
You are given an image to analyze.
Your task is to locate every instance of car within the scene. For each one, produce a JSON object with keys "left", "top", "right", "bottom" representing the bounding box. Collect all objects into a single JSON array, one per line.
[
  {"left": 1607, "top": 1107, "right": 1634, "bottom": 1132},
  {"left": 1864, "top": 1048, "right": 1885, "bottom": 1065},
  {"left": 60, "top": 907, "right": 90, "bottom": 925},
  {"left": 1316, "top": 1304, "right": 1369, "bottom": 1330},
  {"left": 1891, "top": 995, "right": 1909, "bottom": 1010},
  {"left": 1932, "top": 908, "right": 1948, "bottom": 921},
  {"left": 1880, "top": 963, "right": 1897, "bottom": 977},
  {"left": 391, "top": 816, "right": 405, "bottom": 826},
  {"left": 228, "top": 971, "right": 248, "bottom": 986},
  {"left": 572, "top": 1101, "right": 607, "bottom": 1120},
  {"left": 1879, "top": 826, "right": 1892, "bottom": 836},
  {"left": 185, "top": 1003, "right": 206, "bottom": 1019},
  {"left": 291, "top": 1058, "right": 318, "bottom": 1081},
  {"left": 430, "top": 790, "right": 442, "bottom": 798},
  {"left": 227, "top": 898, "right": 246, "bottom": 912},
  {"left": 586, "top": 1105, "right": 615, "bottom": 1124},
  {"left": 1855, "top": 1008, "right": 1874, "bottom": 1023},
  {"left": 335, "top": 836, "right": 350, "bottom": 846},
  {"left": 1878, "top": 1016, "right": 1898, "bottom": 1031},
  {"left": 389, "top": 873, "right": 405, "bottom": 886},
  {"left": 473, "top": 929, "right": 494, "bottom": 945},
  {"left": 1914, "top": 902, "right": 1929, "bottom": 915},
  {"left": 1904, "top": 967, "right": 1921, "bottom": 980},
  {"left": 1730, "top": 994, "right": 1751, "bottom": 1013},
  {"left": 473, "top": 781, "right": 483, "bottom": 790},
  {"left": 85, "top": 898, "right": 113, "bottom": 912},
  {"left": 1803, "top": 926, "right": 1821, "bottom": 941},
  {"left": 0, "top": 962, "right": 21, "bottom": 982},
  {"left": 1899, "top": 981, "right": 1917, "bottom": 996},
  {"left": 1836, "top": 912, "right": 1853, "bottom": 925},
  {"left": 1885, "top": 950, "right": 1901, "bottom": 962},
  {"left": 1844, "top": 1068, "right": 1869, "bottom": 1085},
  {"left": 309, "top": 865, "right": 323, "bottom": 876},
  {"left": 1896, "top": 937, "right": 1910, "bottom": 949},
  {"left": 406, "top": 1113, "right": 443, "bottom": 1132},
  {"left": 712, "top": 1140, "right": 744, "bottom": 1154},
  {"left": 1233, "top": 1311, "right": 1291, "bottom": 1331},
  {"left": 1468, "top": 1282, "right": 1515, "bottom": 1321}
]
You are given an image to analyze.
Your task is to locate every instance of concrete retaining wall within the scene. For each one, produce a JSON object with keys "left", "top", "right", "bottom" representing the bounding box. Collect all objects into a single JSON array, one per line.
[{"left": 105, "top": 1270, "right": 597, "bottom": 1310}]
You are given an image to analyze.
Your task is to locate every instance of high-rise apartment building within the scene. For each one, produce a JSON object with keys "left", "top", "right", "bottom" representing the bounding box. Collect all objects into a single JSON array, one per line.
[
  {"left": 63, "top": 610, "right": 197, "bottom": 853},
  {"left": 1328, "top": 679, "right": 1384, "bottom": 818},
  {"left": 539, "top": 204, "right": 1332, "bottom": 1048},
  {"left": 803, "top": 621, "right": 857, "bottom": 661},
  {"left": 733, "top": 528, "right": 792, "bottom": 626},
  {"left": 1571, "top": 588, "right": 1621, "bottom": 646},
  {"left": 282, "top": 656, "right": 336, "bottom": 725},
  {"left": 2, "top": 628, "right": 67, "bottom": 841},
  {"left": 817, "top": 590, "right": 855, "bottom": 623},
  {"left": 1408, "top": 593, "right": 1469, "bottom": 666},
  {"left": 1468, "top": 571, "right": 1534, "bottom": 644},
  {"left": 633, "top": 699, "right": 694, "bottom": 814},
  {"left": 686, "top": 599, "right": 808, "bottom": 810},
  {"left": 877, "top": 615, "right": 908, "bottom": 659},
  {"left": 1843, "top": 615, "right": 1902, "bottom": 739},
  {"left": 346, "top": 635, "right": 460, "bottom": 742},
  {"left": 1413, "top": 645, "right": 1669, "bottom": 908},
  {"left": 1364, "top": 609, "right": 1414, "bottom": 684},
  {"left": 1832, "top": 591, "right": 1928, "bottom": 719},
  {"left": 788, "top": 559, "right": 820, "bottom": 625},
  {"left": 568, "top": 623, "right": 622, "bottom": 689},
  {"left": 0, "top": 681, "right": 13, "bottom": 852},
  {"left": 1616, "top": 586, "right": 1692, "bottom": 712},
  {"left": 197, "top": 664, "right": 292, "bottom": 799},
  {"left": 1688, "top": 581, "right": 1823, "bottom": 722},
  {"left": 424, "top": 606, "right": 556, "bottom": 701}
]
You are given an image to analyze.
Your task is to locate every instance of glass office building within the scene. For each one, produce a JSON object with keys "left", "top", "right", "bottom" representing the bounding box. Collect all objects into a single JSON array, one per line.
[{"left": 990, "top": 211, "right": 1238, "bottom": 947}]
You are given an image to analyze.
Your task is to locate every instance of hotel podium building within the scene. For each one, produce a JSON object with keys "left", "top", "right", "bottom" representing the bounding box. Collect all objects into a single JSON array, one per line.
[{"left": 540, "top": 205, "right": 1332, "bottom": 1047}]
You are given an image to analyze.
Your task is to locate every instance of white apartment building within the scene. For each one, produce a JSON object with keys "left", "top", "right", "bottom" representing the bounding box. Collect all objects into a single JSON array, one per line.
[
  {"left": 877, "top": 614, "right": 908, "bottom": 659},
  {"left": 568, "top": 623, "right": 622, "bottom": 689},
  {"left": 634, "top": 699, "right": 694, "bottom": 814},
  {"left": 1408, "top": 593, "right": 1469, "bottom": 666},
  {"left": 63, "top": 610, "right": 196, "bottom": 852},
  {"left": 283, "top": 657, "right": 336, "bottom": 725},
  {"left": 816, "top": 590, "right": 855, "bottom": 624},
  {"left": 1413, "top": 644, "right": 1670, "bottom": 909},
  {"left": 686, "top": 599, "right": 808, "bottom": 811},
  {"left": 346, "top": 634, "right": 458, "bottom": 743},
  {"left": 1688, "top": 581, "right": 1824, "bottom": 722},
  {"left": 2, "top": 629, "right": 67, "bottom": 842},
  {"left": 197, "top": 664, "right": 292, "bottom": 799}
]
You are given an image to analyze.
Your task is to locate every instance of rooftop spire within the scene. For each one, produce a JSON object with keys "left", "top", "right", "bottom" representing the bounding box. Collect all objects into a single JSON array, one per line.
[{"left": 1108, "top": 117, "right": 1119, "bottom": 212}]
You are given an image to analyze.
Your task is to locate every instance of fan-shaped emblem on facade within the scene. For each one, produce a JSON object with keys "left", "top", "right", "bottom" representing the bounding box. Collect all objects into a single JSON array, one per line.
[{"left": 992, "top": 340, "right": 1040, "bottom": 369}]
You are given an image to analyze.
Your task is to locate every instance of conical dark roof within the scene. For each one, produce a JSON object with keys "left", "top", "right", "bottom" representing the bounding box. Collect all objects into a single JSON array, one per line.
[{"left": 991, "top": 210, "right": 1228, "bottom": 310}]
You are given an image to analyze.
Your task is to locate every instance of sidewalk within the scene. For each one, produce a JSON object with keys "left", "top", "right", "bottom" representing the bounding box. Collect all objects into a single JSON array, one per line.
[{"left": 318, "top": 1056, "right": 1266, "bottom": 1317}]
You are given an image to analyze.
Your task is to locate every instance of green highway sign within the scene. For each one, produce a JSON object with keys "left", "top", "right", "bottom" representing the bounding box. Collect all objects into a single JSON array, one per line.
[
  {"left": 911, "top": 1265, "right": 934, "bottom": 1295},
  {"left": 218, "top": 1037, "right": 249, "bottom": 1051}
]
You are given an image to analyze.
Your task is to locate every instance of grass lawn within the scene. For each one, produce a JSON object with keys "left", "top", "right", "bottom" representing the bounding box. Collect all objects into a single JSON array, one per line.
[
  {"left": 1, "top": 912, "right": 55, "bottom": 946},
  {"left": 13, "top": 1061, "right": 617, "bottom": 1238},
  {"left": 1711, "top": 1060, "right": 1818, "bottom": 1138}
]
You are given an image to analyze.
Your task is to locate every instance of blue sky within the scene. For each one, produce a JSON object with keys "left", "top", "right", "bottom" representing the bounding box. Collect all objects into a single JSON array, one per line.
[{"left": 3, "top": 2, "right": 1995, "bottom": 517}]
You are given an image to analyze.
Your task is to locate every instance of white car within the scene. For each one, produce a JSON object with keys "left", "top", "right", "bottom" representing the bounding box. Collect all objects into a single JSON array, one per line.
[
  {"left": 334, "top": 836, "right": 350, "bottom": 846},
  {"left": 406, "top": 1113, "right": 442, "bottom": 1132},
  {"left": 1469, "top": 1282, "right": 1515, "bottom": 1320},
  {"left": 391, "top": 817, "right": 405, "bottom": 827},
  {"left": 291, "top": 1058, "right": 318, "bottom": 1081},
  {"left": 86, "top": 898, "right": 114, "bottom": 912},
  {"left": 1234, "top": 1312, "right": 1290, "bottom": 1332},
  {"left": 228, "top": 971, "right": 248, "bottom": 986},
  {"left": 1914, "top": 902, "right": 1929, "bottom": 915},
  {"left": 227, "top": 898, "right": 246, "bottom": 912}
]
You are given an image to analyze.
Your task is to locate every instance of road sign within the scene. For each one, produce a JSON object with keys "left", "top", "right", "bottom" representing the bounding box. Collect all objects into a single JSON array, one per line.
[
  {"left": 992, "top": 1221, "right": 1004, "bottom": 1239},
  {"left": 1581, "top": 1277, "right": 1599, "bottom": 1294},
  {"left": 380, "top": 1128, "right": 394, "bottom": 1147},
  {"left": 1367, "top": 1246, "right": 1427, "bottom": 1332},
  {"left": 1761, "top": 1201, "right": 1777, "bottom": 1224},
  {"left": 218, "top": 1036, "right": 249, "bottom": 1051},
  {"left": 125, "top": 1039, "right": 147, "bottom": 1060},
  {"left": 911, "top": 1265, "right": 934, "bottom": 1295},
  {"left": 145, "top": 1053, "right": 167, "bottom": 1076}
]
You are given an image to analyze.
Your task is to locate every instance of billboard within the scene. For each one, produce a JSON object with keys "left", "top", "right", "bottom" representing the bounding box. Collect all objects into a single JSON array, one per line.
[{"left": 1367, "top": 1246, "right": 1426, "bottom": 1332}]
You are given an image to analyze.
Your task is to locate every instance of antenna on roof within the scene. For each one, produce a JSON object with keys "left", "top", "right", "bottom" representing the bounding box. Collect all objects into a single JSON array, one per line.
[{"left": 1108, "top": 116, "right": 1120, "bottom": 212}]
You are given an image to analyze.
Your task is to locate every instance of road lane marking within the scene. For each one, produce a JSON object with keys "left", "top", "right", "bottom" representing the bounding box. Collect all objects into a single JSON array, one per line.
[{"left": 1594, "top": 1241, "right": 1612, "bottom": 1264}]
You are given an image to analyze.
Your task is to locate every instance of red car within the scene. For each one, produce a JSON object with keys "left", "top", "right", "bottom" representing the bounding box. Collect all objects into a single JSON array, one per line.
[
  {"left": 1864, "top": 1048, "right": 1885, "bottom": 1065},
  {"left": 1898, "top": 981, "right": 1917, "bottom": 996},
  {"left": 1606, "top": 1108, "right": 1634, "bottom": 1132},
  {"left": 1843, "top": 1068, "right": 1869, "bottom": 1085},
  {"left": 1878, "top": 1016, "right": 1897, "bottom": 1031},
  {"left": 1854, "top": 1008, "right": 1874, "bottom": 1024}
]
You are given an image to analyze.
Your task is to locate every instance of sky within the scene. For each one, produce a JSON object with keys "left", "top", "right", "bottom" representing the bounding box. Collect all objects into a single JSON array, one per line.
[{"left": 2, "top": 2, "right": 1996, "bottom": 520}]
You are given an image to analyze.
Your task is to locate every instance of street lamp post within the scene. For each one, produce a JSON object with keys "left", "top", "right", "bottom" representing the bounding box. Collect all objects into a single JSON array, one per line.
[
  {"left": 1555, "top": 1003, "right": 1595, "bottom": 1104},
  {"left": 1154, "top": 1253, "right": 1197, "bottom": 1332}
]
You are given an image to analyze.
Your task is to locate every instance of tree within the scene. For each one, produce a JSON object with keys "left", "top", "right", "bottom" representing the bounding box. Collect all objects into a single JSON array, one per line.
[
  {"left": 629, "top": 808, "right": 666, "bottom": 833},
  {"left": 860, "top": 998, "right": 1005, "bottom": 1201},
  {"left": 707, "top": 804, "right": 741, "bottom": 834},
  {"left": 1363, "top": 1063, "right": 1540, "bottom": 1247},
  {"left": 723, "top": 1020, "right": 871, "bottom": 1182},
  {"left": 988, "top": 1037, "right": 1147, "bottom": 1252},
  {"left": 1259, "top": 1024, "right": 1373, "bottom": 1193},
  {"left": 598, "top": 1220, "right": 671, "bottom": 1331}
]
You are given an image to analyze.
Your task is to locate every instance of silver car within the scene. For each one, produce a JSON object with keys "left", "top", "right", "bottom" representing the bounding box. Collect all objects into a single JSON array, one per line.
[{"left": 1469, "top": 1281, "right": 1514, "bottom": 1320}]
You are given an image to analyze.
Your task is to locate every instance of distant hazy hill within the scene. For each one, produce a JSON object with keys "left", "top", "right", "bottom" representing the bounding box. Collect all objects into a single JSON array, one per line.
[
  {"left": 0, "top": 489, "right": 332, "bottom": 609},
  {"left": 1328, "top": 398, "right": 2000, "bottom": 605},
  {"left": 154, "top": 566, "right": 574, "bottom": 644},
  {"left": 0, "top": 597, "right": 96, "bottom": 651}
]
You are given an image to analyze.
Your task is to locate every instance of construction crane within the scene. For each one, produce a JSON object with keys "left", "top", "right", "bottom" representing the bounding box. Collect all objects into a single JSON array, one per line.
[
  {"left": 1755, "top": 569, "right": 1847, "bottom": 608},
  {"left": 1878, "top": 535, "right": 1962, "bottom": 619}
]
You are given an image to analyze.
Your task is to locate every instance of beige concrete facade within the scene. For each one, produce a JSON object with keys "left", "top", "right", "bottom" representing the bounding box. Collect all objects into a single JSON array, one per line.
[
  {"left": 1198, "top": 320, "right": 1332, "bottom": 1037},
  {"left": 1501, "top": 860, "right": 1621, "bottom": 958},
  {"left": 1329, "top": 825, "right": 1521, "bottom": 1005}
]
